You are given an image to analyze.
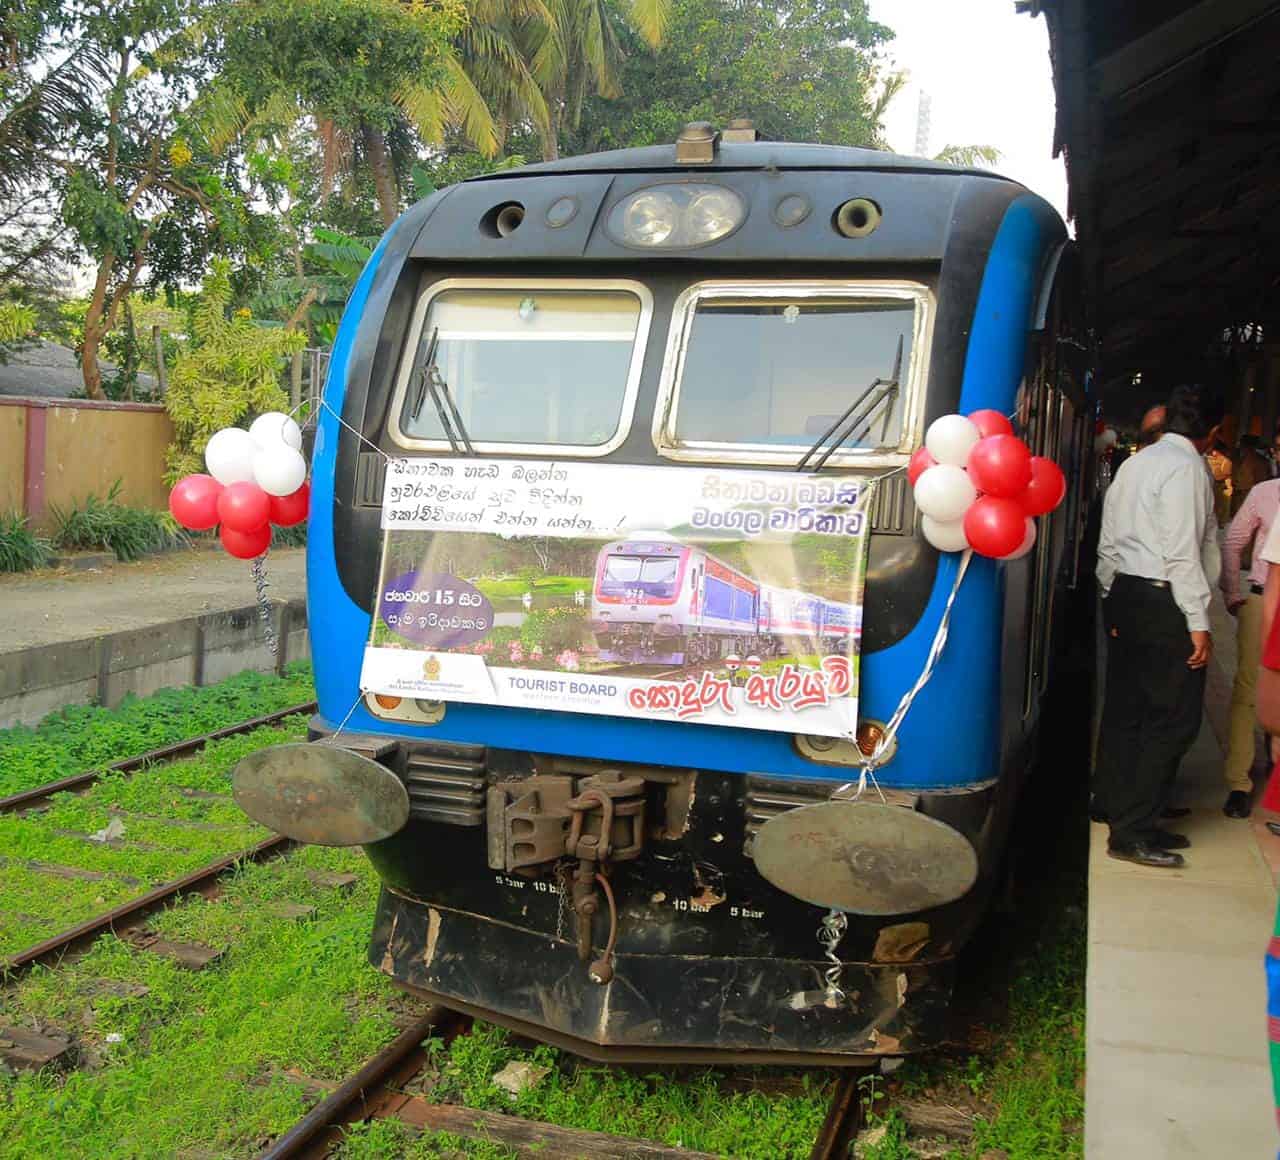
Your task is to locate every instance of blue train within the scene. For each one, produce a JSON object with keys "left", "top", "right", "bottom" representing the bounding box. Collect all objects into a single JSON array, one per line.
[{"left": 236, "top": 123, "right": 1093, "bottom": 1064}]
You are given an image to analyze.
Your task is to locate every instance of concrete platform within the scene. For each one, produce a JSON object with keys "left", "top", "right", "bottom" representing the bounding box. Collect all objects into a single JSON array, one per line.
[
  {"left": 0, "top": 545, "right": 309, "bottom": 727},
  {"left": 1086, "top": 592, "right": 1278, "bottom": 1158}
]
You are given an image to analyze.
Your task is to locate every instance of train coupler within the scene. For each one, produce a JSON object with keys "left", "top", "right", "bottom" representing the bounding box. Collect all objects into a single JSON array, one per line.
[{"left": 486, "top": 770, "right": 643, "bottom": 981}]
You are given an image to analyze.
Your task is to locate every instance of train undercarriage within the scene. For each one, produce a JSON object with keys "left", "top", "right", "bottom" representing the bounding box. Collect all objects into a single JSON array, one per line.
[{"left": 315, "top": 724, "right": 1008, "bottom": 1063}]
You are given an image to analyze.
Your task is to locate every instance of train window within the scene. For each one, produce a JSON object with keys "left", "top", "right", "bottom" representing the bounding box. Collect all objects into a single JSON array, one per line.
[
  {"left": 388, "top": 279, "right": 653, "bottom": 456},
  {"left": 654, "top": 280, "right": 931, "bottom": 465}
]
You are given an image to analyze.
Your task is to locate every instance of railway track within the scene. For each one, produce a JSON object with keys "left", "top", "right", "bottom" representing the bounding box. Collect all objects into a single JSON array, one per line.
[
  {"left": 0, "top": 700, "right": 317, "bottom": 815},
  {"left": 1, "top": 833, "right": 294, "bottom": 981},
  {"left": 256, "top": 1006, "right": 867, "bottom": 1160},
  {"left": 0, "top": 703, "right": 318, "bottom": 979}
]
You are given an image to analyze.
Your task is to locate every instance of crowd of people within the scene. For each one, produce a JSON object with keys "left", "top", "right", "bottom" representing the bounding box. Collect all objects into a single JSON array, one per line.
[
  {"left": 1091, "top": 387, "right": 1280, "bottom": 1138},
  {"left": 1093, "top": 387, "right": 1280, "bottom": 867}
]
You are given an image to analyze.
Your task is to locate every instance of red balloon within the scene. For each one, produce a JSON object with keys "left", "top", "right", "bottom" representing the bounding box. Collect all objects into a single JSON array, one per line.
[
  {"left": 269, "top": 482, "right": 310, "bottom": 528},
  {"left": 966, "top": 434, "right": 1033, "bottom": 498},
  {"left": 168, "top": 474, "right": 223, "bottom": 531},
  {"left": 967, "top": 409, "right": 1014, "bottom": 439},
  {"left": 1020, "top": 456, "right": 1067, "bottom": 516},
  {"left": 963, "top": 496, "right": 1027, "bottom": 559},
  {"left": 907, "top": 446, "right": 937, "bottom": 487},
  {"left": 220, "top": 523, "right": 271, "bottom": 560},
  {"left": 217, "top": 481, "right": 271, "bottom": 533}
]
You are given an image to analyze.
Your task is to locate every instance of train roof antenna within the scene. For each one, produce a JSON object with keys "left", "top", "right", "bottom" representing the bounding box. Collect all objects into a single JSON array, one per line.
[{"left": 796, "top": 333, "right": 904, "bottom": 474}]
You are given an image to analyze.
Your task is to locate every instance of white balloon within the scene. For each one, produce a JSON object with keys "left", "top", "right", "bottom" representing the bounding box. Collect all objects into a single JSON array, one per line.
[
  {"left": 204, "top": 427, "right": 257, "bottom": 485},
  {"left": 253, "top": 445, "right": 308, "bottom": 497},
  {"left": 925, "top": 414, "right": 982, "bottom": 467},
  {"left": 1000, "top": 518, "right": 1038, "bottom": 560},
  {"left": 922, "top": 515, "right": 970, "bottom": 553},
  {"left": 249, "top": 411, "right": 303, "bottom": 451},
  {"left": 913, "top": 464, "right": 977, "bottom": 522}
]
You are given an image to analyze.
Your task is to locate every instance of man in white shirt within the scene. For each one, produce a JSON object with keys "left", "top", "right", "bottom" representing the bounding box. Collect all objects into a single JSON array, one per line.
[{"left": 1094, "top": 386, "right": 1218, "bottom": 868}]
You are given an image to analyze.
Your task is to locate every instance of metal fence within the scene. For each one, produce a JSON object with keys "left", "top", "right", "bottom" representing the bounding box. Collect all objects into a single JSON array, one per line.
[{"left": 290, "top": 348, "right": 331, "bottom": 414}]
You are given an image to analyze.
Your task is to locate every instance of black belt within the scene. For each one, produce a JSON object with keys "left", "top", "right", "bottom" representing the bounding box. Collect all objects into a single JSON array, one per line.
[
  {"left": 1116, "top": 573, "right": 1170, "bottom": 590},
  {"left": 1252, "top": 583, "right": 1265, "bottom": 596}
]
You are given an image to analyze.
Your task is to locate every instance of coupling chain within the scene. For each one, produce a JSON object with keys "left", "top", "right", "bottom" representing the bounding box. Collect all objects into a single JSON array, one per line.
[{"left": 554, "top": 861, "right": 571, "bottom": 944}]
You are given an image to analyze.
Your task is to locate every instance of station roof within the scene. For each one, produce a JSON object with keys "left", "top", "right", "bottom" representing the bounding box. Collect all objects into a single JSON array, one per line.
[{"left": 1032, "top": 0, "right": 1280, "bottom": 388}]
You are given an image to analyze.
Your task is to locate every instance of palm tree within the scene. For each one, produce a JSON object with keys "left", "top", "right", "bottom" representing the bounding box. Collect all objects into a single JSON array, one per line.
[
  {"left": 527, "top": 0, "right": 671, "bottom": 161},
  {"left": 933, "top": 144, "right": 1001, "bottom": 168}
]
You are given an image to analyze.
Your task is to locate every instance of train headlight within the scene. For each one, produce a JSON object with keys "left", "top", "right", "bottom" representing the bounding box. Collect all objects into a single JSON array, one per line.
[
  {"left": 619, "top": 190, "right": 678, "bottom": 246},
  {"left": 609, "top": 184, "right": 746, "bottom": 249}
]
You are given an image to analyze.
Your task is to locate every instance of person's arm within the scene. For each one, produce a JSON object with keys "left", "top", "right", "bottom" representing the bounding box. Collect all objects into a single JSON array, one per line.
[
  {"left": 1221, "top": 487, "right": 1260, "bottom": 610},
  {"left": 1095, "top": 487, "right": 1118, "bottom": 597},
  {"left": 1258, "top": 514, "right": 1280, "bottom": 646},
  {"left": 1154, "top": 462, "right": 1213, "bottom": 663},
  {"left": 1265, "top": 565, "right": 1280, "bottom": 652}
]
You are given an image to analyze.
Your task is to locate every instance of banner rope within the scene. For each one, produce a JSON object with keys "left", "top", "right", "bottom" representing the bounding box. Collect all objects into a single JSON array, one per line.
[{"left": 832, "top": 547, "right": 974, "bottom": 805}]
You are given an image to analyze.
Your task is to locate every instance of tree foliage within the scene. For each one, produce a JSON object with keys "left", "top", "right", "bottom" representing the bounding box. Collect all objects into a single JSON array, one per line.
[
  {"left": 165, "top": 259, "right": 305, "bottom": 481},
  {"left": 569, "top": 0, "right": 891, "bottom": 153},
  {"left": 214, "top": 0, "right": 471, "bottom": 225}
]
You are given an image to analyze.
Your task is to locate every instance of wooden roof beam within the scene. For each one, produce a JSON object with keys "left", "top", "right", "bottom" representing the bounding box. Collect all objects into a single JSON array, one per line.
[{"left": 1096, "top": 0, "right": 1280, "bottom": 103}]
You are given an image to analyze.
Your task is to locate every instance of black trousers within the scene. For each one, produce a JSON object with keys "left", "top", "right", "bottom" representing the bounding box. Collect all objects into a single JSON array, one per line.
[{"left": 1094, "top": 575, "right": 1207, "bottom": 845}]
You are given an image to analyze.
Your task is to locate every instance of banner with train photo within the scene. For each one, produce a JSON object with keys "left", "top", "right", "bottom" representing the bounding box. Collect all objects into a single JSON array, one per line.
[{"left": 359, "top": 458, "right": 876, "bottom": 739}]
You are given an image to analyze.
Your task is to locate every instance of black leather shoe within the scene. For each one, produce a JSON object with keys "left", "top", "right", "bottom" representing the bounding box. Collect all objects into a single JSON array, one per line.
[
  {"left": 1162, "top": 807, "right": 1192, "bottom": 820},
  {"left": 1149, "top": 830, "right": 1190, "bottom": 850},
  {"left": 1224, "top": 791, "right": 1252, "bottom": 819},
  {"left": 1107, "top": 841, "right": 1185, "bottom": 869}
]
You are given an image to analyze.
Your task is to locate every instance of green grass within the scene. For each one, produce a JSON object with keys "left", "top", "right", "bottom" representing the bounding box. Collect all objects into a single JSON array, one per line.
[
  {"left": 0, "top": 511, "right": 50, "bottom": 572},
  {"left": 426, "top": 1024, "right": 832, "bottom": 1158},
  {"left": 472, "top": 575, "right": 590, "bottom": 600},
  {"left": 50, "top": 479, "right": 189, "bottom": 562},
  {"left": 0, "top": 719, "right": 308, "bottom": 956},
  {"left": 0, "top": 661, "right": 314, "bottom": 798},
  {"left": 0, "top": 847, "right": 404, "bottom": 1160}
]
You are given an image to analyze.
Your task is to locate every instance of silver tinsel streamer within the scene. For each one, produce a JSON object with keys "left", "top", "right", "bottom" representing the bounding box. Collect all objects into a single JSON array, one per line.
[{"left": 251, "top": 553, "right": 279, "bottom": 660}]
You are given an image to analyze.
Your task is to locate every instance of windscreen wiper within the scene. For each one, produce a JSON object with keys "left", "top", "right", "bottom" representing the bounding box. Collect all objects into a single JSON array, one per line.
[
  {"left": 410, "top": 326, "right": 475, "bottom": 455},
  {"left": 796, "top": 335, "right": 903, "bottom": 473}
]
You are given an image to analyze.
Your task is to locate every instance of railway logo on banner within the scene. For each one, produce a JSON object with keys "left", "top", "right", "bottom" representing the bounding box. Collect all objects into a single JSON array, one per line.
[{"left": 359, "top": 458, "right": 876, "bottom": 739}]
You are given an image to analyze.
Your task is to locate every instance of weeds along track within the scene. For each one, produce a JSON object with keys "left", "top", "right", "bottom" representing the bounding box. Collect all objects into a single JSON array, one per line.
[
  {"left": 0, "top": 714, "right": 313, "bottom": 975},
  {"left": 257, "top": 1008, "right": 866, "bottom": 1160}
]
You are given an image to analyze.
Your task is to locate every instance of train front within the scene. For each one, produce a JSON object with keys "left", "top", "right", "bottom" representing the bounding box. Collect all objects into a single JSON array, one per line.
[{"left": 238, "top": 126, "right": 1076, "bottom": 1064}]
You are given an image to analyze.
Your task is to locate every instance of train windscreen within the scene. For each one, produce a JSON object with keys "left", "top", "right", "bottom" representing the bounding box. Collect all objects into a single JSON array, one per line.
[
  {"left": 392, "top": 286, "right": 646, "bottom": 452},
  {"left": 664, "top": 293, "right": 919, "bottom": 459},
  {"left": 600, "top": 554, "right": 680, "bottom": 598}
]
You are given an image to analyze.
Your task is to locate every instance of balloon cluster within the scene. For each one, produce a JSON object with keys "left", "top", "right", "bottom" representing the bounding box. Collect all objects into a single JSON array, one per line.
[
  {"left": 168, "top": 413, "right": 310, "bottom": 559},
  {"left": 907, "top": 410, "right": 1067, "bottom": 559}
]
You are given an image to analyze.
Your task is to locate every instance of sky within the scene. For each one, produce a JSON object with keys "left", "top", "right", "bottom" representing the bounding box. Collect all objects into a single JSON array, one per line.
[{"left": 867, "top": 0, "right": 1069, "bottom": 220}]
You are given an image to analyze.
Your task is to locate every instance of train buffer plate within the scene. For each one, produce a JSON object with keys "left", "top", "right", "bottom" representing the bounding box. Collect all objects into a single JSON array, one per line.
[
  {"left": 751, "top": 800, "right": 979, "bottom": 915},
  {"left": 232, "top": 743, "right": 410, "bottom": 847}
]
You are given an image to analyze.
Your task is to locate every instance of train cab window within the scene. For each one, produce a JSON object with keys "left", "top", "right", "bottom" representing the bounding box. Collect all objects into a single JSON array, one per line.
[
  {"left": 389, "top": 280, "right": 652, "bottom": 456},
  {"left": 655, "top": 281, "right": 931, "bottom": 465}
]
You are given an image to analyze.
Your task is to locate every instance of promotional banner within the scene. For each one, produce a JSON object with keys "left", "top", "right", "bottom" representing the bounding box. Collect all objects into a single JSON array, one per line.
[{"left": 360, "top": 458, "right": 875, "bottom": 739}]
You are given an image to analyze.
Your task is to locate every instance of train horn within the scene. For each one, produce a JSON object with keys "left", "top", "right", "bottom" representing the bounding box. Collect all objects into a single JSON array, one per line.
[
  {"left": 834, "top": 197, "right": 882, "bottom": 239},
  {"left": 494, "top": 202, "right": 525, "bottom": 237}
]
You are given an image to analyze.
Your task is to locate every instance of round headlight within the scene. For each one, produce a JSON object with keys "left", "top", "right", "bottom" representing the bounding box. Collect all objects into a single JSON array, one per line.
[
  {"left": 686, "top": 189, "right": 741, "bottom": 242},
  {"left": 621, "top": 191, "right": 679, "bottom": 247},
  {"left": 608, "top": 183, "right": 746, "bottom": 249}
]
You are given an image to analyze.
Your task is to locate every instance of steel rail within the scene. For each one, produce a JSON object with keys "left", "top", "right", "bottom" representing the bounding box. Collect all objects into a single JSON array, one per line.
[
  {"left": 2, "top": 834, "right": 294, "bottom": 979},
  {"left": 256, "top": 1007, "right": 457, "bottom": 1160},
  {"left": 0, "top": 700, "right": 317, "bottom": 815},
  {"left": 809, "top": 1071, "right": 865, "bottom": 1160}
]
